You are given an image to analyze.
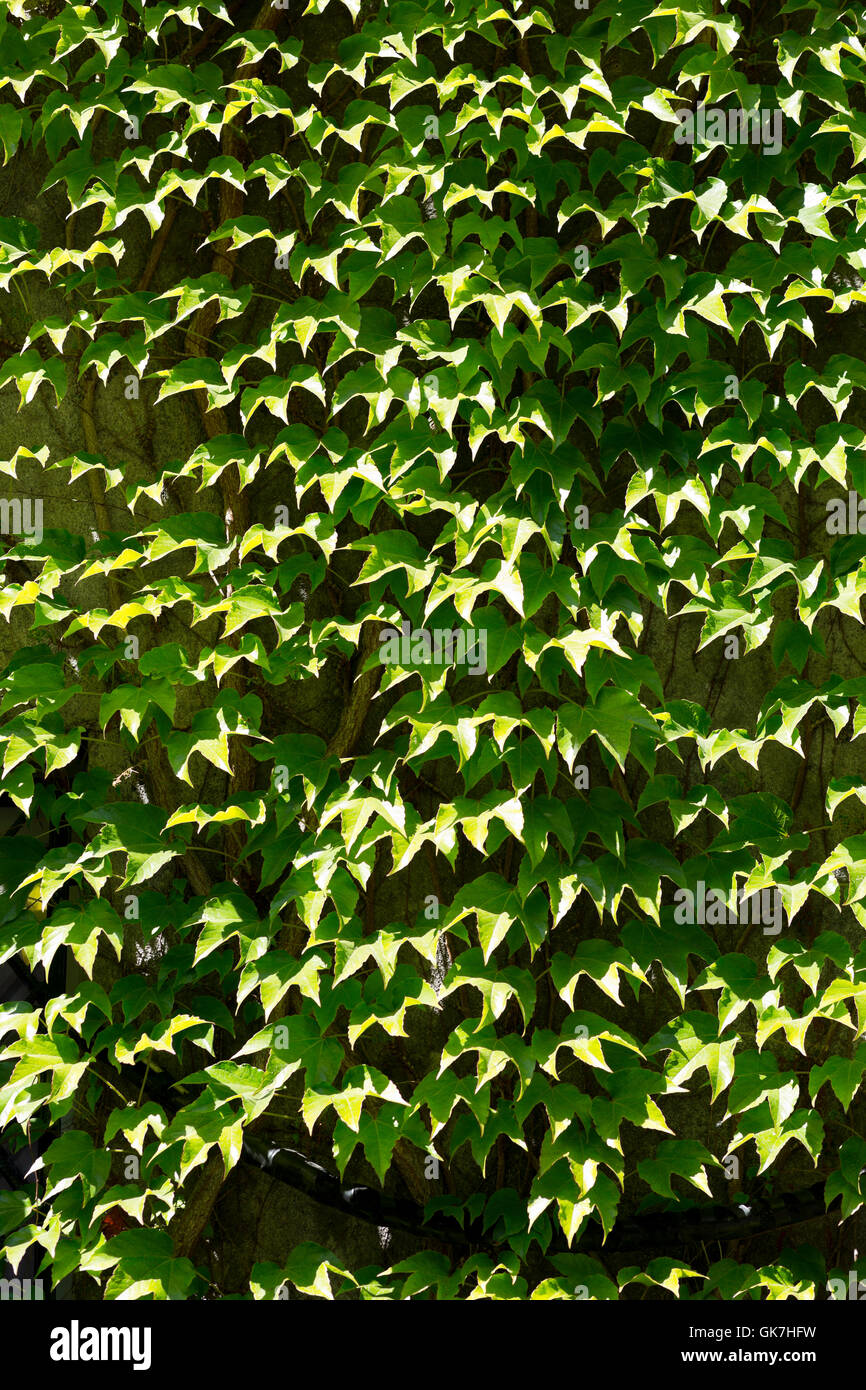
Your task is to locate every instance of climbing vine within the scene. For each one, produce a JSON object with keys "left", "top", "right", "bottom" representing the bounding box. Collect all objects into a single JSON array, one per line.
[{"left": 1, "top": 0, "right": 866, "bottom": 1301}]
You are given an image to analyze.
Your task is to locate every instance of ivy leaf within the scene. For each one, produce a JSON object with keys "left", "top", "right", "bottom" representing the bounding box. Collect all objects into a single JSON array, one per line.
[
  {"left": 809, "top": 1045, "right": 866, "bottom": 1111},
  {"left": 103, "top": 1229, "right": 197, "bottom": 1300},
  {"left": 638, "top": 1140, "right": 717, "bottom": 1199},
  {"left": 647, "top": 1012, "right": 738, "bottom": 1101}
]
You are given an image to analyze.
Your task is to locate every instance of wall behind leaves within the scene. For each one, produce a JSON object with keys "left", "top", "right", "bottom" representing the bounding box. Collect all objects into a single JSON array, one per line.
[{"left": 0, "top": 0, "right": 865, "bottom": 1301}]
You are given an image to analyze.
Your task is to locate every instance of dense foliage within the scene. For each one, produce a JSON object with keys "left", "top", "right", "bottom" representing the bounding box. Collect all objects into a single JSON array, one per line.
[{"left": 1, "top": 0, "right": 866, "bottom": 1300}]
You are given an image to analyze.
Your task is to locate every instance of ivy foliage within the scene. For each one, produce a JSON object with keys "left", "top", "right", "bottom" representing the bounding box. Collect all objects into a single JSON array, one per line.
[{"left": 1, "top": 0, "right": 866, "bottom": 1300}]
